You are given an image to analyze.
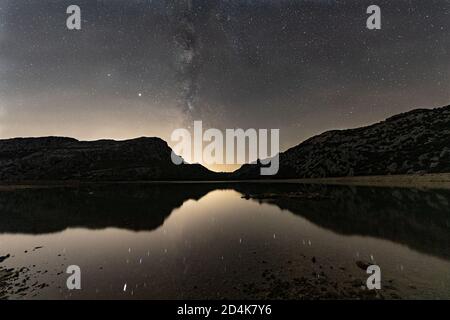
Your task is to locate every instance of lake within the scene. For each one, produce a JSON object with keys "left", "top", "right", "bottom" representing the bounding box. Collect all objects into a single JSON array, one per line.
[{"left": 0, "top": 183, "right": 449, "bottom": 299}]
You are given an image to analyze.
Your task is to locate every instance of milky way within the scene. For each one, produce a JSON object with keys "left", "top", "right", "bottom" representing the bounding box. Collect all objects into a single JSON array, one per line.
[
  {"left": 172, "top": 0, "right": 201, "bottom": 116},
  {"left": 0, "top": 0, "right": 449, "bottom": 154}
]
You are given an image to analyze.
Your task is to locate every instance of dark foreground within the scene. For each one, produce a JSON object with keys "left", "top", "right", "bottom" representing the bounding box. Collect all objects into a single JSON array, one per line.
[{"left": 1, "top": 183, "right": 449, "bottom": 299}]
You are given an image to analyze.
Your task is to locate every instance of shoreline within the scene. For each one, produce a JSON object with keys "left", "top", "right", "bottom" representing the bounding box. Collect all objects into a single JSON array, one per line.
[
  {"left": 284, "top": 173, "right": 450, "bottom": 189},
  {"left": 0, "top": 173, "right": 450, "bottom": 190}
]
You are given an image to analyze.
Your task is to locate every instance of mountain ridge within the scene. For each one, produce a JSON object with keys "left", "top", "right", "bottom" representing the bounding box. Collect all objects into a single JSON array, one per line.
[
  {"left": 233, "top": 104, "right": 450, "bottom": 179},
  {"left": 0, "top": 136, "right": 219, "bottom": 181},
  {"left": 0, "top": 104, "right": 449, "bottom": 181}
]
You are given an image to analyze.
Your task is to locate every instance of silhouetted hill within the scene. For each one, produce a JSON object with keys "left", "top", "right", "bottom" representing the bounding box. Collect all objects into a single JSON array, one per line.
[
  {"left": 1, "top": 105, "right": 449, "bottom": 182},
  {"left": 0, "top": 136, "right": 219, "bottom": 181},
  {"left": 232, "top": 105, "right": 450, "bottom": 179}
]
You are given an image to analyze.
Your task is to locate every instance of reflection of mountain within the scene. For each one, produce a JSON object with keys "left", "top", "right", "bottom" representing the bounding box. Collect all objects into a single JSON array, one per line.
[
  {"left": 0, "top": 184, "right": 216, "bottom": 234},
  {"left": 236, "top": 184, "right": 450, "bottom": 260},
  {"left": 1, "top": 183, "right": 449, "bottom": 261}
]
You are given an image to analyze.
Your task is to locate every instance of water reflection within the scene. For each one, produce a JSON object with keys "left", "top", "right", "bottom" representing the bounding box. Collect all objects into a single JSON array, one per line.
[
  {"left": 1, "top": 184, "right": 450, "bottom": 299},
  {"left": 1, "top": 183, "right": 449, "bottom": 261},
  {"left": 235, "top": 184, "right": 450, "bottom": 261},
  {"left": 0, "top": 184, "right": 217, "bottom": 233}
]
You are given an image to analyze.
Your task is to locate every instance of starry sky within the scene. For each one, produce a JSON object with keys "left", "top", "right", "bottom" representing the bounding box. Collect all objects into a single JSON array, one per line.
[{"left": 0, "top": 0, "right": 449, "bottom": 170}]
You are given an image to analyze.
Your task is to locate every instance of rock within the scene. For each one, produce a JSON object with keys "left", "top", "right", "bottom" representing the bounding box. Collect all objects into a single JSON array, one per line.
[
  {"left": 0, "top": 254, "right": 11, "bottom": 263},
  {"left": 1, "top": 105, "right": 450, "bottom": 182},
  {"left": 232, "top": 105, "right": 450, "bottom": 179},
  {"left": 0, "top": 137, "right": 220, "bottom": 181},
  {"left": 356, "top": 260, "right": 371, "bottom": 270}
]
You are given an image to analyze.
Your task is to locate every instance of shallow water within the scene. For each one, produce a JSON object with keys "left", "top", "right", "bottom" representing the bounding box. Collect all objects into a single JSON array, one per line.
[{"left": 0, "top": 183, "right": 449, "bottom": 299}]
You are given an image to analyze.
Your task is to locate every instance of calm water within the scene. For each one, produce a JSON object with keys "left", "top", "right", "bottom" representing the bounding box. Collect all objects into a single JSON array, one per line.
[{"left": 0, "top": 183, "right": 449, "bottom": 299}]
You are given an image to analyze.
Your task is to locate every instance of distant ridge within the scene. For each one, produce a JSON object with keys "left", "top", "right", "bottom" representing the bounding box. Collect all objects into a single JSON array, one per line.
[
  {"left": 0, "top": 136, "right": 219, "bottom": 181},
  {"left": 1, "top": 105, "right": 449, "bottom": 182},
  {"left": 232, "top": 105, "right": 450, "bottom": 179}
]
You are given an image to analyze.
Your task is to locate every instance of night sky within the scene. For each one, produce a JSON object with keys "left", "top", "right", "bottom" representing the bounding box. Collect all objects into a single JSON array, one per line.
[{"left": 0, "top": 0, "right": 449, "bottom": 169}]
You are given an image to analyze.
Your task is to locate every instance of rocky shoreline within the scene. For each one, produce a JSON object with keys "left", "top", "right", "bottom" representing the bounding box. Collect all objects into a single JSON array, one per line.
[
  {"left": 1, "top": 250, "right": 402, "bottom": 300},
  {"left": 0, "top": 253, "right": 48, "bottom": 300}
]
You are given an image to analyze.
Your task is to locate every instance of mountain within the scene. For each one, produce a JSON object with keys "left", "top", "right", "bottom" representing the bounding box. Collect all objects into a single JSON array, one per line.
[
  {"left": 233, "top": 105, "right": 450, "bottom": 179},
  {"left": 0, "top": 136, "right": 219, "bottom": 181},
  {"left": 1, "top": 105, "right": 449, "bottom": 182}
]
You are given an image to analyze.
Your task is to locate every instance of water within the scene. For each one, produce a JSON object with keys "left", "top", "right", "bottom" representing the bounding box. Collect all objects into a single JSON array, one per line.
[{"left": 0, "top": 183, "right": 449, "bottom": 299}]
